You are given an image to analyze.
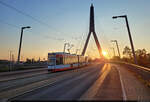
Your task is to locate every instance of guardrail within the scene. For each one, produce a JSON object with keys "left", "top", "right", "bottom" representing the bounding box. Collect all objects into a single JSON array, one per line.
[{"left": 110, "top": 61, "right": 150, "bottom": 87}]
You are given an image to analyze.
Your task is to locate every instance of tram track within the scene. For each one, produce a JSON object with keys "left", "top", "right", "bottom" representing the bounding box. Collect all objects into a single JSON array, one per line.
[
  {"left": 0, "top": 68, "right": 47, "bottom": 82},
  {"left": 0, "top": 64, "right": 94, "bottom": 82},
  {"left": 0, "top": 68, "right": 81, "bottom": 92},
  {"left": 8, "top": 65, "right": 104, "bottom": 101},
  {"left": 0, "top": 72, "right": 48, "bottom": 92},
  {"left": 0, "top": 63, "right": 104, "bottom": 100},
  {"left": 0, "top": 67, "right": 47, "bottom": 76},
  {"left": 0, "top": 65, "right": 94, "bottom": 92},
  {"left": 8, "top": 63, "right": 104, "bottom": 101},
  {"left": 0, "top": 71, "right": 48, "bottom": 83}
]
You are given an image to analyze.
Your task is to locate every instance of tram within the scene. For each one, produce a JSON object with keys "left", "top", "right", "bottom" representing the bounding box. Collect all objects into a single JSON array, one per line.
[{"left": 48, "top": 52, "right": 88, "bottom": 72}]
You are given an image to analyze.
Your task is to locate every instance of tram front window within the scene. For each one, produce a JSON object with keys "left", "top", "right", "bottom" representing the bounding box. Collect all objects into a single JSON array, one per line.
[{"left": 48, "top": 58, "right": 55, "bottom": 66}]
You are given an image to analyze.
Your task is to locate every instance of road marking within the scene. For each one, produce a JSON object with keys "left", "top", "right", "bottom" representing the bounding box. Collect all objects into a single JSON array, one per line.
[{"left": 116, "top": 66, "right": 127, "bottom": 101}]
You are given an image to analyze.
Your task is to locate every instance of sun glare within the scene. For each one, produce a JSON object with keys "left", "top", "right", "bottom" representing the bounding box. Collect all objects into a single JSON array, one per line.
[{"left": 102, "top": 51, "right": 108, "bottom": 57}]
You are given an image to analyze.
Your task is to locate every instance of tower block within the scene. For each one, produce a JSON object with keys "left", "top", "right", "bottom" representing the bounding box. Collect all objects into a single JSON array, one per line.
[{"left": 82, "top": 4, "right": 103, "bottom": 58}]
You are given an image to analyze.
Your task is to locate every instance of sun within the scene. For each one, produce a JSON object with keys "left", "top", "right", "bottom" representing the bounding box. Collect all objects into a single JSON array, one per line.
[{"left": 102, "top": 51, "right": 108, "bottom": 57}]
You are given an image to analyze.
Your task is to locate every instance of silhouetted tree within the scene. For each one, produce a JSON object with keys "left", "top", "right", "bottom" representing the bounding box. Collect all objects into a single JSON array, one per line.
[
  {"left": 112, "top": 56, "right": 120, "bottom": 61},
  {"left": 135, "top": 49, "right": 147, "bottom": 58},
  {"left": 26, "top": 58, "right": 32, "bottom": 64},
  {"left": 135, "top": 49, "right": 149, "bottom": 66},
  {"left": 147, "top": 53, "right": 150, "bottom": 61},
  {"left": 123, "top": 46, "right": 132, "bottom": 58},
  {"left": 122, "top": 46, "right": 150, "bottom": 68},
  {"left": 31, "top": 58, "right": 35, "bottom": 63}
]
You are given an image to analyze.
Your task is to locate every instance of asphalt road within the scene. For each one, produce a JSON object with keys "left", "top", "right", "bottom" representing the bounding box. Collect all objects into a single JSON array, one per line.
[
  {"left": 0, "top": 68, "right": 47, "bottom": 82},
  {"left": 1, "top": 63, "right": 150, "bottom": 101}
]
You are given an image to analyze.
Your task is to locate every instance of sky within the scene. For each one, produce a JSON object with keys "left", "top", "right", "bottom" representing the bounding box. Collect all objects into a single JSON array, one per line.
[{"left": 0, "top": 0, "right": 150, "bottom": 61}]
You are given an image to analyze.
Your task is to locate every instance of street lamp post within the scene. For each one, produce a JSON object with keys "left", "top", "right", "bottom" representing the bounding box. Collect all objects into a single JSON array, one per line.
[
  {"left": 110, "top": 47, "right": 116, "bottom": 57},
  {"left": 111, "top": 40, "right": 121, "bottom": 58},
  {"left": 9, "top": 50, "right": 12, "bottom": 71},
  {"left": 17, "top": 26, "right": 31, "bottom": 63},
  {"left": 112, "top": 15, "right": 137, "bottom": 64}
]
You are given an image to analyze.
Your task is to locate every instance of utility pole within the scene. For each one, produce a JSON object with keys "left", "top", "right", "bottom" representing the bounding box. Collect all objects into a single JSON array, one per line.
[
  {"left": 112, "top": 15, "right": 137, "bottom": 64},
  {"left": 17, "top": 26, "right": 31, "bottom": 63},
  {"left": 111, "top": 40, "right": 121, "bottom": 58},
  {"left": 12, "top": 54, "right": 14, "bottom": 69}
]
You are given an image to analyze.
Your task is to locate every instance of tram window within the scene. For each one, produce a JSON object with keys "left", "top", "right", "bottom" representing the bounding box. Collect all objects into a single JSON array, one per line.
[{"left": 56, "top": 57, "right": 63, "bottom": 65}]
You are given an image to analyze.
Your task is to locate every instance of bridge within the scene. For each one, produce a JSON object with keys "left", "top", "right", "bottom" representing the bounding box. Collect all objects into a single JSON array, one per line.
[
  {"left": 0, "top": 62, "right": 150, "bottom": 101},
  {"left": 0, "top": 4, "right": 150, "bottom": 102}
]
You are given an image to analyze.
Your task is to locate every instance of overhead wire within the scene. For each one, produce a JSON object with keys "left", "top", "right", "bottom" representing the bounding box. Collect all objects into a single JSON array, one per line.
[
  {"left": 0, "top": 19, "right": 20, "bottom": 29},
  {"left": 0, "top": 19, "right": 65, "bottom": 42},
  {"left": 0, "top": 1, "right": 93, "bottom": 55},
  {"left": 0, "top": 0, "right": 74, "bottom": 39}
]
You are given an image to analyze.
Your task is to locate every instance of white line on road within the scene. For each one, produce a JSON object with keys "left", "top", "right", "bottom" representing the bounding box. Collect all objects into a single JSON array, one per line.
[{"left": 117, "top": 67, "right": 127, "bottom": 101}]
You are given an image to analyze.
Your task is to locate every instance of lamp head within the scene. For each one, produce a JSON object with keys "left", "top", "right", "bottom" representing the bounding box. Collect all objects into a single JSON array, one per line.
[
  {"left": 112, "top": 16, "right": 118, "bottom": 19},
  {"left": 26, "top": 26, "right": 31, "bottom": 29},
  {"left": 112, "top": 15, "right": 127, "bottom": 19},
  {"left": 22, "top": 26, "right": 31, "bottom": 29},
  {"left": 111, "top": 40, "right": 117, "bottom": 42}
]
